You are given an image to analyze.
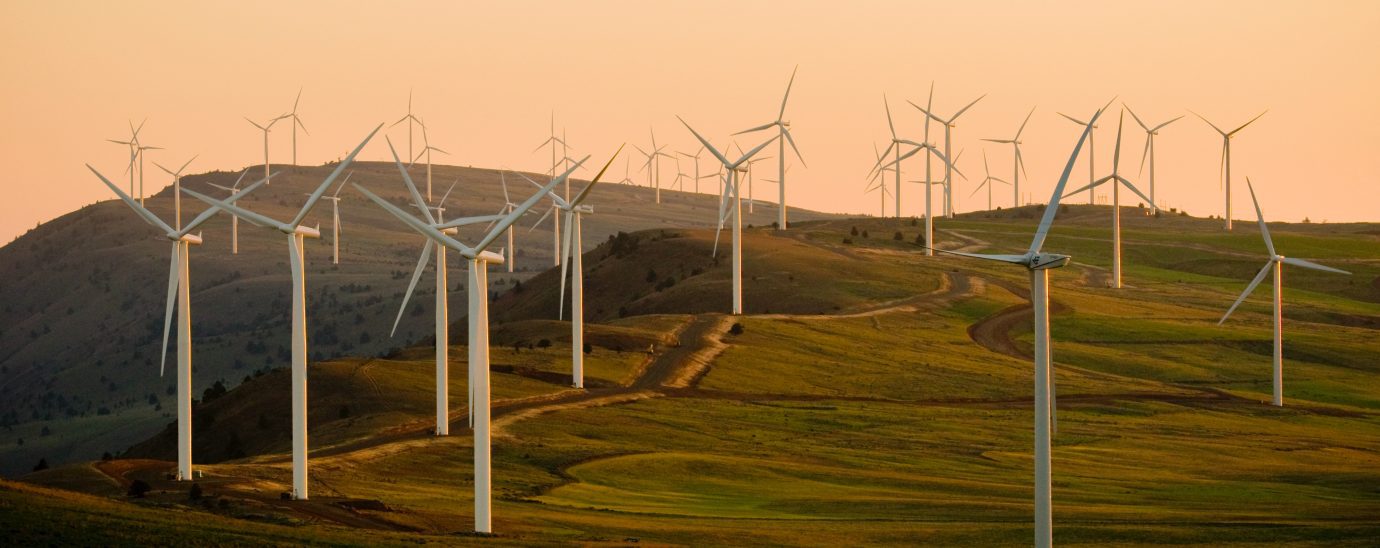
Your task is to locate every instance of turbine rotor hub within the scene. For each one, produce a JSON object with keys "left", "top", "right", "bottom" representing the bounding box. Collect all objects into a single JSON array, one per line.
[{"left": 1028, "top": 253, "right": 1071, "bottom": 271}]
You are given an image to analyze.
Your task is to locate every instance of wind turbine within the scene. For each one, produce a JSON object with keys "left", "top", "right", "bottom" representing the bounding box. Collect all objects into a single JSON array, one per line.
[
  {"left": 1057, "top": 97, "right": 1117, "bottom": 206},
  {"left": 871, "top": 95, "right": 917, "bottom": 218},
  {"left": 736, "top": 66, "right": 806, "bottom": 230},
  {"left": 912, "top": 92, "right": 985, "bottom": 218},
  {"left": 930, "top": 105, "right": 1104, "bottom": 548},
  {"left": 1124, "top": 105, "right": 1182, "bottom": 213},
  {"left": 1061, "top": 111, "right": 1154, "bottom": 289},
  {"left": 971, "top": 150, "right": 1010, "bottom": 211},
  {"left": 617, "top": 155, "right": 636, "bottom": 186},
  {"left": 206, "top": 168, "right": 252, "bottom": 254},
  {"left": 386, "top": 156, "right": 503, "bottom": 437},
  {"left": 355, "top": 153, "right": 595, "bottom": 534},
  {"left": 108, "top": 119, "right": 157, "bottom": 202},
  {"left": 410, "top": 120, "right": 449, "bottom": 201},
  {"left": 525, "top": 147, "right": 620, "bottom": 388},
  {"left": 152, "top": 156, "right": 199, "bottom": 232},
  {"left": 743, "top": 155, "right": 773, "bottom": 214},
  {"left": 246, "top": 114, "right": 289, "bottom": 184},
  {"left": 679, "top": 116, "right": 778, "bottom": 315},
  {"left": 1191, "top": 109, "right": 1267, "bottom": 230},
  {"left": 392, "top": 89, "right": 424, "bottom": 162},
  {"left": 498, "top": 173, "right": 521, "bottom": 272},
  {"left": 183, "top": 125, "right": 381, "bottom": 500},
  {"left": 87, "top": 161, "right": 273, "bottom": 484},
  {"left": 867, "top": 141, "right": 895, "bottom": 217},
  {"left": 314, "top": 172, "right": 352, "bottom": 265},
  {"left": 635, "top": 129, "right": 673, "bottom": 204},
  {"left": 134, "top": 142, "right": 163, "bottom": 206},
  {"left": 286, "top": 88, "right": 309, "bottom": 165},
  {"left": 1219, "top": 179, "right": 1350, "bottom": 406},
  {"left": 983, "top": 107, "right": 1035, "bottom": 208}
]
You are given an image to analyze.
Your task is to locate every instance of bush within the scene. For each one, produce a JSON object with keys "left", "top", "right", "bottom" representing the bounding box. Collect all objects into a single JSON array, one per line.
[
  {"left": 729, "top": 323, "right": 744, "bottom": 336},
  {"left": 645, "top": 268, "right": 658, "bottom": 283},
  {"left": 914, "top": 233, "right": 926, "bottom": 246},
  {"left": 583, "top": 343, "right": 592, "bottom": 354},
  {"left": 850, "top": 226, "right": 859, "bottom": 236},
  {"left": 893, "top": 231, "right": 903, "bottom": 241},
  {"left": 537, "top": 339, "right": 551, "bottom": 349},
  {"left": 861, "top": 230, "right": 869, "bottom": 239},
  {"left": 32, "top": 458, "right": 48, "bottom": 472},
  {"left": 128, "top": 479, "right": 152, "bottom": 498},
  {"left": 101, "top": 452, "right": 113, "bottom": 462},
  {"left": 339, "top": 405, "right": 350, "bottom": 419},
  {"left": 189, "top": 483, "right": 203, "bottom": 500},
  {"left": 842, "top": 238, "right": 853, "bottom": 245}
]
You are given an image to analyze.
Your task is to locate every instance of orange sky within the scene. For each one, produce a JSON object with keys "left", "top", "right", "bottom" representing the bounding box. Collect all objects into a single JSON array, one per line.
[{"left": 3, "top": 1, "right": 1378, "bottom": 243}]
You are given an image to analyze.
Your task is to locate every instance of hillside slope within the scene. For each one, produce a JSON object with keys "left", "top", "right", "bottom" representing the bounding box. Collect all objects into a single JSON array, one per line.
[{"left": 0, "top": 160, "right": 838, "bottom": 476}]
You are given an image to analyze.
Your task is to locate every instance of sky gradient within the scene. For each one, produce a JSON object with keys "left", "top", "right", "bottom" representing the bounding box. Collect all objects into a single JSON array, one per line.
[{"left": 3, "top": 0, "right": 1378, "bottom": 243}]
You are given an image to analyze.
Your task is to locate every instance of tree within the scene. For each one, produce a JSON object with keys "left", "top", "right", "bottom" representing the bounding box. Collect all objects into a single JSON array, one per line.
[
  {"left": 189, "top": 483, "right": 203, "bottom": 500},
  {"left": 537, "top": 339, "right": 552, "bottom": 349},
  {"left": 914, "top": 233, "right": 926, "bottom": 246},
  {"left": 893, "top": 231, "right": 903, "bottom": 241},
  {"left": 127, "top": 479, "right": 151, "bottom": 498},
  {"left": 729, "top": 323, "right": 745, "bottom": 336},
  {"left": 862, "top": 230, "right": 869, "bottom": 239},
  {"left": 32, "top": 458, "right": 48, "bottom": 472},
  {"left": 101, "top": 451, "right": 113, "bottom": 462},
  {"left": 583, "top": 342, "right": 593, "bottom": 354},
  {"left": 645, "top": 268, "right": 658, "bottom": 283},
  {"left": 850, "top": 226, "right": 859, "bottom": 236}
]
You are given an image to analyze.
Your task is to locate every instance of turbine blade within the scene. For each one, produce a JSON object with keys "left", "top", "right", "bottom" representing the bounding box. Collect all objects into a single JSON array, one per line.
[
  {"left": 1219, "top": 262, "right": 1273, "bottom": 324},
  {"left": 929, "top": 247, "right": 1029, "bottom": 264},
  {"left": 558, "top": 210, "right": 574, "bottom": 320},
  {"left": 783, "top": 128, "right": 806, "bottom": 167},
  {"left": 477, "top": 155, "right": 593, "bottom": 251},
  {"left": 353, "top": 183, "right": 476, "bottom": 257},
  {"left": 386, "top": 136, "right": 436, "bottom": 226},
  {"left": 1015, "top": 106, "right": 1036, "bottom": 138},
  {"left": 290, "top": 123, "right": 383, "bottom": 228},
  {"left": 181, "top": 188, "right": 285, "bottom": 230},
  {"left": 1244, "top": 178, "right": 1275, "bottom": 256},
  {"left": 159, "top": 243, "right": 179, "bottom": 377},
  {"left": 570, "top": 144, "right": 623, "bottom": 207},
  {"left": 678, "top": 117, "right": 732, "bottom": 168},
  {"left": 87, "top": 165, "right": 176, "bottom": 235},
  {"left": 391, "top": 241, "right": 433, "bottom": 337},
  {"left": 734, "top": 121, "right": 777, "bottom": 135},
  {"left": 1030, "top": 107, "right": 1105, "bottom": 254},
  {"left": 778, "top": 65, "right": 798, "bottom": 120},
  {"left": 1123, "top": 103, "right": 1150, "bottom": 132},
  {"left": 1115, "top": 175, "right": 1154, "bottom": 207},
  {"left": 180, "top": 171, "right": 277, "bottom": 234},
  {"left": 1229, "top": 110, "right": 1268, "bottom": 136},
  {"left": 529, "top": 205, "right": 554, "bottom": 233},
  {"left": 950, "top": 94, "right": 987, "bottom": 122},
  {"left": 1280, "top": 257, "right": 1351, "bottom": 275}
]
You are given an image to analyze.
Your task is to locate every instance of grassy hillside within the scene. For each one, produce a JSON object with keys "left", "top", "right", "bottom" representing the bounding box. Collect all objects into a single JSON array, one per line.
[
  {"left": 11, "top": 209, "right": 1380, "bottom": 545},
  {"left": 0, "top": 161, "right": 837, "bottom": 476}
]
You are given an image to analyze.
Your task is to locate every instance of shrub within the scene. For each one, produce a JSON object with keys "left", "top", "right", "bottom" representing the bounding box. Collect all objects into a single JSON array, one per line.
[
  {"left": 128, "top": 479, "right": 151, "bottom": 498},
  {"left": 537, "top": 339, "right": 552, "bottom": 348},
  {"left": 893, "top": 231, "right": 903, "bottom": 241},
  {"left": 914, "top": 233, "right": 926, "bottom": 246},
  {"left": 645, "top": 268, "right": 658, "bottom": 283},
  {"left": 850, "top": 226, "right": 859, "bottom": 236},
  {"left": 32, "top": 458, "right": 48, "bottom": 472},
  {"left": 339, "top": 405, "right": 350, "bottom": 419},
  {"left": 729, "top": 323, "right": 744, "bottom": 335},
  {"left": 101, "top": 452, "right": 113, "bottom": 462},
  {"left": 189, "top": 483, "right": 203, "bottom": 500},
  {"left": 861, "top": 230, "right": 869, "bottom": 239},
  {"left": 842, "top": 238, "right": 853, "bottom": 245},
  {"left": 583, "top": 343, "right": 592, "bottom": 354}
]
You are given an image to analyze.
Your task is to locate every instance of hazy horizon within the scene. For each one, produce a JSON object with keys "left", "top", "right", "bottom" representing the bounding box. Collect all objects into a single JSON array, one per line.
[{"left": 3, "top": 0, "right": 1378, "bottom": 243}]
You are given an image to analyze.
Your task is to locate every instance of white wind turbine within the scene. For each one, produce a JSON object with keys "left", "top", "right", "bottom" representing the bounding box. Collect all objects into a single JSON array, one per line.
[
  {"left": 1057, "top": 97, "right": 1117, "bottom": 206},
  {"left": 870, "top": 95, "right": 923, "bottom": 218},
  {"left": 1123, "top": 105, "right": 1182, "bottom": 213},
  {"left": 286, "top": 88, "right": 308, "bottom": 165},
  {"left": 1061, "top": 111, "right": 1154, "bottom": 289},
  {"left": 982, "top": 107, "right": 1036, "bottom": 208},
  {"left": 931, "top": 106, "right": 1104, "bottom": 548},
  {"left": 1219, "top": 179, "right": 1350, "bottom": 406},
  {"left": 678, "top": 145, "right": 717, "bottom": 194},
  {"left": 616, "top": 155, "right": 636, "bottom": 186},
  {"left": 386, "top": 156, "right": 504, "bottom": 437},
  {"left": 744, "top": 154, "right": 774, "bottom": 215},
  {"left": 314, "top": 172, "right": 352, "bottom": 265},
  {"left": 525, "top": 147, "right": 621, "bottom": 388},
  {"left": 393, "top": 89, "right": 424, "bottom": 162},
  {"left": 108, "top": 119, "right": 161, "bottom": 204},
  {"left": 635, "top": 128, "right": 673, "bottom": 204},
  {"left": 679, "top": 116, "right": 778, "bottom": 315},
  {"left": 87, "top": 161, "right": 274, "bottom": 483},
  {"left": 246, "top": 114, "right": 289, "bottom": 184},
  {"left": 206, "top": 168, "right": 252, "bottom": 254},
  {"left": 498, "top": 173, "right": 521, "bottom": 272},
  {"left": 736, "top": 66, "right": 806, "bottom": 230},
  {"left": 971, "top": 150, "right": 1010, "bottom": 211},
  {"left": 410, "top": 120, "right": 449, "bottom": 201},
  {"left": 912, "top": 92, "right": 985, "bottom": 218},
  {"left": 183, "top": 125, "right": 381, "bottom": 500},
  {"left": 1191, "top": 109, "right": 1267, "bottom": 230},
  {"left": 867, "top": 141, "right": 895, "bottom": 217},
  {"left": 355, "top": 154, "right": 590, "bottom": 534}
]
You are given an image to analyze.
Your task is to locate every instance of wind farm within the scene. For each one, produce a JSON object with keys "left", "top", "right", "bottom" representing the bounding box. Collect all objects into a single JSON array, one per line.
[{"left": 3, "top": 3, "right": 1380, "bottom": 547}]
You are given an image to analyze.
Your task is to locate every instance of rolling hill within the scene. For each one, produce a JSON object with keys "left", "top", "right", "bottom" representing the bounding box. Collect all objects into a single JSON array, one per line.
[{"left": 0, "top": 160, "right": 839, "bottom": 476}]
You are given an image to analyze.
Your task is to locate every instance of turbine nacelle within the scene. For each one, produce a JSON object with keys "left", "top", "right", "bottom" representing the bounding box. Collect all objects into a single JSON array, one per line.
[
  {"left": 477, "top": 249, "right": 505, "bottom": 264},
  {"left": 292, "top": 225, "right": 322, "bottom": 239},
  {"left": 175, "top": 233, "right": 203, "bottom": 245},
  {"left": 1029, "top": 253, "right": 1071, "bottom": 271}
]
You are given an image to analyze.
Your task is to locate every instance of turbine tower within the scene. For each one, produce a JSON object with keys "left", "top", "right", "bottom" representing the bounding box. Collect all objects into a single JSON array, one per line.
[
  {"left": 1123, "top": 105, "right": 1182, "bottom": 213},
  {"left": 314, "top": 172, "right": 352, "bottom": 265},
  {"left": 183, "top": 125, "right": 381, "bottom": 500},
  {"left": 736, "top": 66, "right": 806, "bottom": 230},
  {"left": 1192, "top": 110, "right": 1267, "bottom": 230},
  {"left": 206, "top": 168, "right": 252, "bottom": 254},
  {"left": 1219, "top": 179, "right": 1350, "bottom": 406},
  {"left": 912, "top": 92, "right": 984, "bottom": 218},
  {"left": 286, "top": 88, "right": 308, "bottom": 165},
  {"left": 526, "top": 148, "right": 620, "bottom": 388},
  {"left": 931, "top": 105, "right": 1105, "bottom": 548},
  {"left": 679, "top": 116, "right": 778, "bottom": 315},
  {"left": 87, "top": 161, "right": 273, "bottom": 483},
  {"left": 982, "top": 107, "right": 1035, "bottom": 208},
  {"left": 355, "top": 154, "right": 593, "bottom": 534},
  {"left": 1061, "top": 111, "right": 1153, "bottom": 289}
]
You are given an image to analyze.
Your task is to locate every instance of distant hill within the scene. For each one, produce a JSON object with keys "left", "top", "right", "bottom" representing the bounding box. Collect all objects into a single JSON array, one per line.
[{"left": 0, "top": 161, "right": 839, "bottom": 476}]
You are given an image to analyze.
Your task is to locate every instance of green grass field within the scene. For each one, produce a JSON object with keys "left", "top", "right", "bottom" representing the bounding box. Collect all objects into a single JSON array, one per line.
[{"left": 9, "top": 211, "right": 1380, "bottom": 546}]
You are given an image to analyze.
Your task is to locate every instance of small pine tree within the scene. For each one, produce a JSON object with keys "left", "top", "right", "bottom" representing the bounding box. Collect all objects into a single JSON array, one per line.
[
  {"left": 893, "top": 231, "right": 903, "bottom": 241},
  {"left": 729, "top": 323, "right": 745, "bottom": 335},
  {"left": 850, "top": 226, "right": 859, "bottom": 236},
  {"left": 32, "top": 458, "right": 48, "bottom": 472}
]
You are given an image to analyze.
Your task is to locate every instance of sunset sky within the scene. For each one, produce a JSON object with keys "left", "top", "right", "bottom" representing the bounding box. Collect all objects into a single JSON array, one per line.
[{"left": 3, "top": 1, "right": 1377, "bottom": 243}]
